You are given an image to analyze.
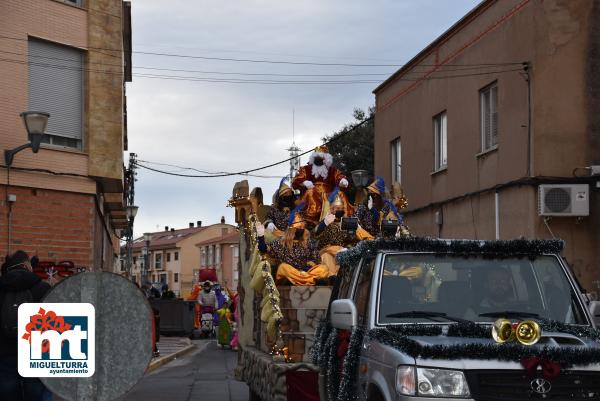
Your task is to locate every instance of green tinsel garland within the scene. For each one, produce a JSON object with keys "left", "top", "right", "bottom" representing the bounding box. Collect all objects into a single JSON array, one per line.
[
  {"left": 325, "top": 328, "right": 340, "bottom": 401},
  {"left": 368, "top": 321, "right": 600, "bottom": 367},
  {"left": 336, "top": 237, "right": 565, "bottom": 268},
  {"left": 337, "top": 326, "right": 365, "bottom": 401}
]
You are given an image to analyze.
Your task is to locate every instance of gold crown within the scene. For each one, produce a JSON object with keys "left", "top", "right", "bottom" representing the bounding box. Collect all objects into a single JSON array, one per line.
[
  {"left": 278, "top": 182, "right": 292, "bottom": 197},
  {"left": 331, "top": 193, "right": 344, "bottom": 209},
  {"left": 367, "top": 181, "right": 381, "bottom": 195},
  {"left": 314, "top": 144, "right": 329, "bottom": 153}
]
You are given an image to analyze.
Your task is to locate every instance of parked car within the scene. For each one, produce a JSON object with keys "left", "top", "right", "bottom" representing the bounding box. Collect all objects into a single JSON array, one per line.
[{"left": 316, "top": 237, "right": 600, "bottom": 401}]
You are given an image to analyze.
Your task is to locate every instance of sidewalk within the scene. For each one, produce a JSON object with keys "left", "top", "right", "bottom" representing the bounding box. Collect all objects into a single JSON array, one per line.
[{"left": 147, "top": 336, "right": 196, "bottom": 372}]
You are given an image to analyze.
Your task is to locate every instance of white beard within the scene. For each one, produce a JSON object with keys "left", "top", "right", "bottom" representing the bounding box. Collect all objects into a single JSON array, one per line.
[
  {"left": 311, "top": 163, "right": 329, "bottom": 180},
  {"left": 308, "top": 151, "right": 333, "bottom": 180}
]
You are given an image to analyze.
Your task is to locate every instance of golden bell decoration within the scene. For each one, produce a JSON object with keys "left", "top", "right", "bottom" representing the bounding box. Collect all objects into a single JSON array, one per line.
[
  {"left": 492, "top": 319, "right": 515, "bottom": 343},
  {"left": 515, "top": 320, "right": 541, "bottom": 345},
  {"left": 491, "top": 318, "right": 541, "bottom": 346}
]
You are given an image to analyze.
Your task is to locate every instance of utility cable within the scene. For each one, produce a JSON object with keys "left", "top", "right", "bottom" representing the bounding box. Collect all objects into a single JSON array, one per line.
[
  {"left": 0, "top": 33, "right": 525, "bottom": 68},
  {"left": 0, "top": 57, "right": 523, "bottom": 85},
  {"left": 134, "top": 117, "right": 373, "bottom": 178},
  {"left": 0, "top": 48, "right": 524, "bottom": 76}
]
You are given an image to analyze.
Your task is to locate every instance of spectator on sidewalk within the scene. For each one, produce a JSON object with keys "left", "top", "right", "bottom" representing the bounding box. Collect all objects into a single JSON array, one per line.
[{"left": 0, "top": 250, "right": 51, "bottom": 401}]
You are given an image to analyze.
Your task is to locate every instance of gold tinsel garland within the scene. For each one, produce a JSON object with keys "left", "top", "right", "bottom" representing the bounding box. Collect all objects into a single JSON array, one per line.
[{"left": 247, "top": 214, "right": 289, "bottom": 361}]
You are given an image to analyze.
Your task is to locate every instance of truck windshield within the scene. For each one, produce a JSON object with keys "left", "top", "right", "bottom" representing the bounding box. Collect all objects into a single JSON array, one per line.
[{"left": 377, "top": 254, "right": 588, "bottom": 325}]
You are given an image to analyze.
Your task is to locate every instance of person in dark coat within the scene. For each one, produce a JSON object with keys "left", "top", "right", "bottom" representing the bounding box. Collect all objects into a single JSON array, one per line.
[{"left": 0, "top": 250, "right": 51, "bottom": 401}]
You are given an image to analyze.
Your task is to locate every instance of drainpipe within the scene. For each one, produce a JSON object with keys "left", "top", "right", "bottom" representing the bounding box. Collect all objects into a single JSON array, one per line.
[{"left": 495, "top": 191, "right": 500, "bottom": 240}]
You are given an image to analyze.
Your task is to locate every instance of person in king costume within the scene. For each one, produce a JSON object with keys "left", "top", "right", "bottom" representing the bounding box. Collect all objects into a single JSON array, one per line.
[
  {"left": 264, "top": 177, "right": 296, "bottom": 236},
  {"left": 353, "top": 176, "right": 410, "bottom": 238},
  {"left": 291, "top": 145, "right": 351, "bottom": 226},
  {"left": 314, "top": 188, "right": 373, "bottom": 277},
  {"left": 256, "top": 205, "right": 328, "bottom": 286}
]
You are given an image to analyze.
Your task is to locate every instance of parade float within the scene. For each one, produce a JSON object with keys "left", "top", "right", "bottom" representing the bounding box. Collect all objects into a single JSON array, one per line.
[{"left": 228, "top": 146, "right": 408, "bottom": 401}]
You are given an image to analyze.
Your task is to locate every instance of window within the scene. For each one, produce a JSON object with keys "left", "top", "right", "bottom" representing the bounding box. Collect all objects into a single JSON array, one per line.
[
  {"left": 166, "top": 253, "right": 171, "bottom": 262},
  {"left": 28, "top": 38, "right": 84, "bottom": 149},
  {"left": 174, "top": 273, "right": 179, "bottom": 283},
  {"left": 353, "top": 258, "right": 376, "bottom": 326},
  {"left": 208, "top": 246, "right": 213, "bottom": 267},
  {"left": 391, "top": 138, "right": 401, "bottom": 184},
  {"left": 433, "top": 112, "right": 447, "bottom": 171},
  {"left": 160, "top": 273, "right": 167, "bottom": 284},
  {"left": 155, "top": 253, "right": 162, "bottom": 269},
  {"left": 212, "top": 245, "right": 216, "bottom": 265},
  {"left": 480, "top": 83, "right": 498, "bottom": 151},
  {"left": 215, "top": 245, "right": 221, "bottom": 265},
  {"left": 233, "top": 246, "right": 239, "bottom": 258},
  {"left": 174, "top": 252, "right": 179, "bottom": 261},
  {"left": 376, "top": 254, "right": 587, "bottom": 325}
]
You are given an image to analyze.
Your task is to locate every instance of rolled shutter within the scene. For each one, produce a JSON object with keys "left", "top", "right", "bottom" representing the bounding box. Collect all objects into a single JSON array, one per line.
[{"left": 28, "top": 39, "right": 83, "bottom": 141}]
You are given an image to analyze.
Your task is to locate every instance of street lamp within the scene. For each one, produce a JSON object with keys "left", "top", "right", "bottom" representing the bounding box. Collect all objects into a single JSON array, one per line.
[
  {"left": 123, "top": 205, "right": 139, "bottom": 278},
  {"left": 351, "top": 169, "right": 370, "bottom": 206},
  {"left": 143, "top": 232, "right": 151, "bottom": 284},
  {"left": 127, "top": 205, "right": 139, "bottom": 220},
  {"left": 5, "top": 112, "right": 50, "bottom": 166}
]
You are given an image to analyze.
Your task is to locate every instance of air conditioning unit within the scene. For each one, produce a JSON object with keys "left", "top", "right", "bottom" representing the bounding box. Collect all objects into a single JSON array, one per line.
[{"left": 538, "top": 184, "right": 589, "bottom": 216}]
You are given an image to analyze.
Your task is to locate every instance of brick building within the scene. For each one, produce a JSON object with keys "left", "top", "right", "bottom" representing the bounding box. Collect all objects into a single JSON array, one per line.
[
  {"left": 128, "top": 220, "right": 237, "bottom": 297},
  {"left": 373, "top": 0, "right": 600, "bottom": 291},
  {"left": 0, "top": 0, "right": 132, "bottom": 269}
]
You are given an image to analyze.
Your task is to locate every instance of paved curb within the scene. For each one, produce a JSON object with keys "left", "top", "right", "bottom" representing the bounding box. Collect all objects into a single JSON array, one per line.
[{"left": 146, "top": 342, "right": 197, "bottom": 373}]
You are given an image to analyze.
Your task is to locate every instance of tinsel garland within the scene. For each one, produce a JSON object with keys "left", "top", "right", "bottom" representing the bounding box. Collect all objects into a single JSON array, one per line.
[
  {"left": 368, "top": 322, "right": 600, "bottom": 367},
  {"left": 311, "top": 320, "right": 331, "bottom": 366},
  {"left": 337, "top": 326, "right": 365, "bottom": 401},
  {"left": 336, "top": 237, "right": 565, "bottom": 268},
  {"left": 325, "top": 328, "right": 340, "bottom": 401}
]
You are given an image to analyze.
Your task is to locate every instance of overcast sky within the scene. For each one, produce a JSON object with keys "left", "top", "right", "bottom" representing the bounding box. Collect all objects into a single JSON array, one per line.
[{"left": 127, "top": 0, "right": 481, "bottom": 236}]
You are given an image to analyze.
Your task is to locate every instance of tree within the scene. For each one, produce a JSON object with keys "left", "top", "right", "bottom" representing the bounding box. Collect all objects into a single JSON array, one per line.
[{"left": 322, "top": 106, "right": 375, "bottom": 180}]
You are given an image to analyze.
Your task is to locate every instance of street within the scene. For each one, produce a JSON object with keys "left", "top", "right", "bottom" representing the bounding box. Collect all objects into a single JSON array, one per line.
[{"left": 116, "top": 340, "right": 248, "bottom": 401}]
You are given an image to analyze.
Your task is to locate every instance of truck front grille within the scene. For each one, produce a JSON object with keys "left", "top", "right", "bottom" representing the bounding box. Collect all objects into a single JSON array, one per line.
[{"left": 466, "top": 370, "right": 600, "bottom": 400}]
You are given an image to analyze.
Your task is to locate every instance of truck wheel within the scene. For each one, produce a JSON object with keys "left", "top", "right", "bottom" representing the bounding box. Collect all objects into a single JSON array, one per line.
[
  {"left": 367, "top": 387, "right": 385, "bottom": 401},
  {"left": 249, "top": 389, "right": 261, "bottom": 401}
]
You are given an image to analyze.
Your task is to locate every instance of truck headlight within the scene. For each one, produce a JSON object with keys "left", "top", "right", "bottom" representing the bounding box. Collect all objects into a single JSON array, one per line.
[
  {"left": 396, "top": 366, "right": 470, "bottom": 398},
  {"left": 416, "top": 367, "right": 470, "bottom": 398}
]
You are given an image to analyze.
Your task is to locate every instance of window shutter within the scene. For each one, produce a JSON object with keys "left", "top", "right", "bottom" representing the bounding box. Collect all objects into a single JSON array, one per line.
[
  {"left": 491, "top": 86, "right": 498, "bottom": 146},
  {"left": 28, "top": 39, "right": 83, "bottom": 141}
]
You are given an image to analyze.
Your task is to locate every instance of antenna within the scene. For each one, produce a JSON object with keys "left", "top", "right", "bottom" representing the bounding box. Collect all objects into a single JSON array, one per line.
[
  {"left": 292, "top": 108, "right": 295, "bottom": 142},
  {"left": 287, "top": 108, "right": 301, "bottom": 180}
]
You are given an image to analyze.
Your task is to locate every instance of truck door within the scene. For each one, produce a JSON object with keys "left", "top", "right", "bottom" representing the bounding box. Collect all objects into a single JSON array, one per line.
[{"left": 352, "top": 257, "right": 376, "bottom": 400}]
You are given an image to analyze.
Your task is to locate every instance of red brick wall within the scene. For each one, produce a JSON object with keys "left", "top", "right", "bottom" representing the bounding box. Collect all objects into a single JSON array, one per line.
[{"left": 0, "top": 185, "right": 94, "bottom": 267}]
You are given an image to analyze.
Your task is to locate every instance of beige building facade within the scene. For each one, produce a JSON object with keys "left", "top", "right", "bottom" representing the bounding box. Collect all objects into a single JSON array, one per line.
[
  {"left": 196, "top": 231, "right": 240, "bottom": 292},
  {"left": 0, "top": 0, "right": 132, "bottom": 269},
  {"left": 374, "top": 0, "right": 599, "bottom": 291},
  {"left": 129, "top": 221, "right": 237, "bottom": 297}
]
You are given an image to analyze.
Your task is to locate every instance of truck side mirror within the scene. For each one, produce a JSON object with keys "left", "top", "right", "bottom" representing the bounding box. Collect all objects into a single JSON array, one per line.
[
  {"left": 588, "top": 301, "right": 600, "bottom": 326},
  {"left": 330, "top": 299, "right": 357, "bottom": 330}
]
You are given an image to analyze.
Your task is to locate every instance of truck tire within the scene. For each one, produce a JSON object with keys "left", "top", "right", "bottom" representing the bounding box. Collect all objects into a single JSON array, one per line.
[
  {"left": 367, "top": 386, "right": 386, "bottom": 401},
  {"left": 249, "top": 389, "right": 262, "bottom": 401}
]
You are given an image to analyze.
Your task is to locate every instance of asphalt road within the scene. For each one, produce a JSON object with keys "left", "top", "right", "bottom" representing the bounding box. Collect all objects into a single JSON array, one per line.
[{"left": 116, "top": 340, "right": 249, "bottom": 401}]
